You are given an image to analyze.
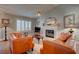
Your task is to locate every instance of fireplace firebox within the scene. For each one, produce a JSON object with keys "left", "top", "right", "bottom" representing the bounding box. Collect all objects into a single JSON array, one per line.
[{"left": 46, "top": 30, "right": 54, "bottom": 38}]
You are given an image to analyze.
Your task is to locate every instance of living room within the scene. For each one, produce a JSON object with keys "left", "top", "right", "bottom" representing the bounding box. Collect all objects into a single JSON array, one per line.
[{"left": 0, "top": 4, "right": 79, "bottom": 54}]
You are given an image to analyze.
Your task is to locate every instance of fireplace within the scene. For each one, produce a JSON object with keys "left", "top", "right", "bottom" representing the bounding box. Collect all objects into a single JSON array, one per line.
[{"left": 46, "top": 30, "right": 54, "bottom": 38}]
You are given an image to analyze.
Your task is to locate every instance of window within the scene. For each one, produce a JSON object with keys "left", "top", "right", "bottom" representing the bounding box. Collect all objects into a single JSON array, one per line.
[{"left": 16, "top": 20, "right": 31, "bottom": 31}]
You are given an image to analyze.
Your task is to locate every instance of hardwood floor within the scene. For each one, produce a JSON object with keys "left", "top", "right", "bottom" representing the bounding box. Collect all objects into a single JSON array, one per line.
[{"left": 0, "top": 41, "right": 11, "bottom": 54}]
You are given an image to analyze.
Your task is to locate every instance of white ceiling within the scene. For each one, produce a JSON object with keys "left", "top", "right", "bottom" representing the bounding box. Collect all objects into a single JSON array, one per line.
[{"left": 0, "top": 4, "right": 58, "bottom": 18}]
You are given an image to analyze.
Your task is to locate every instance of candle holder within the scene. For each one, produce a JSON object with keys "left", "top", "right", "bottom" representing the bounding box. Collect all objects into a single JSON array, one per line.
[{"left": 69, "top": 28, "right": 74, "bottom": 34}]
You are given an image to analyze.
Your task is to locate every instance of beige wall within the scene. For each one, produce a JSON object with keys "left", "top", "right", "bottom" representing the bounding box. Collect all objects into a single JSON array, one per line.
[
  {"left": 0, "top": 11, "right": 37, "bottom": 40},
  {"left": 37, "top": 5, "right": 79, "bottom": 29},
  {"left": 36, "top": 4, "right": 79, "bottom": 40}
]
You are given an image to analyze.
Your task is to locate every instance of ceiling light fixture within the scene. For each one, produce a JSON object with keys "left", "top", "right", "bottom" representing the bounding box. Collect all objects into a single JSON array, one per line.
[
  {"left": 36, "top": 8, "right": 41, "bottom": 17},
  {"left": 37, "top": 11, "right": 41, "bottom": 16}
]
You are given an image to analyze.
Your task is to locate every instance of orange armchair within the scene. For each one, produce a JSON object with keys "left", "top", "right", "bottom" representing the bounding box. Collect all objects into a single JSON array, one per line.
[
  {"left": 10, "top": 32, "right": 34, "bottom": 54},
  {"left": 11, "top": 37, "right": 34, "bottom": 54}
]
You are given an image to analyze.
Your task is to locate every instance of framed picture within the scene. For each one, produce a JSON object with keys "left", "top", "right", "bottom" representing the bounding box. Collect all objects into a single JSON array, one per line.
[
  {"left": 64, "top": 14, "right": 75, "bottom": 28},
  {"left": 2, "top": 19, "right": 10, "bottom": 26},
  {"left": 45, "top": 17, "right": 57, "bottom": 26}
]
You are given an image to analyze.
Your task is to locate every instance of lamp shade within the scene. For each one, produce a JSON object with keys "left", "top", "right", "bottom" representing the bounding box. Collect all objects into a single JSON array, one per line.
[{"left": 2, "top": 19, "right": 10, "bottom": 27}]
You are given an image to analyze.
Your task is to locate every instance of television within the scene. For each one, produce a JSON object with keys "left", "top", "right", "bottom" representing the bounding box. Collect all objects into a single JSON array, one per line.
[{"left": 35, "top": 27, "right": 41, "bottom": 32}]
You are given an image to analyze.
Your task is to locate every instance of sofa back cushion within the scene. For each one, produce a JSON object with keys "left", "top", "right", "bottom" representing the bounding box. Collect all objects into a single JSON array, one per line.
[{"left": 10, "top": 32, "right": 22, "bottom": 39}]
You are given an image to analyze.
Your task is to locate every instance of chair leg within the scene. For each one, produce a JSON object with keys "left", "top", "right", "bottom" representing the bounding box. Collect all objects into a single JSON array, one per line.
[{"left": 32, "top": 48, "right": 34, "bottom": 51}]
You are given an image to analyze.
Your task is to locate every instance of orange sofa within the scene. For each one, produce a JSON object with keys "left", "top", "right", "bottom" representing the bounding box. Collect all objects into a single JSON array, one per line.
[
  {"left": 40, "top": 32, "right": 76, "bottom": 54},
  {"left": 40, "top": 40, "right": 76, "bottom": 54}
]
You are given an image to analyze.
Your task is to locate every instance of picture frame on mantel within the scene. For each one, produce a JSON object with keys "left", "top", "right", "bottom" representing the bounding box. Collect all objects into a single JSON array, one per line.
[{"left": 64, "top": 14, "right": 75, "bottom": 28}]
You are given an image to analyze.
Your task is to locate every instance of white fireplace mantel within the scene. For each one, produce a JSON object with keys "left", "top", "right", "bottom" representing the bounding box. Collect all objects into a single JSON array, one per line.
[{"left": 41, "top": 25, "right": 58, "bottom": 40}]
